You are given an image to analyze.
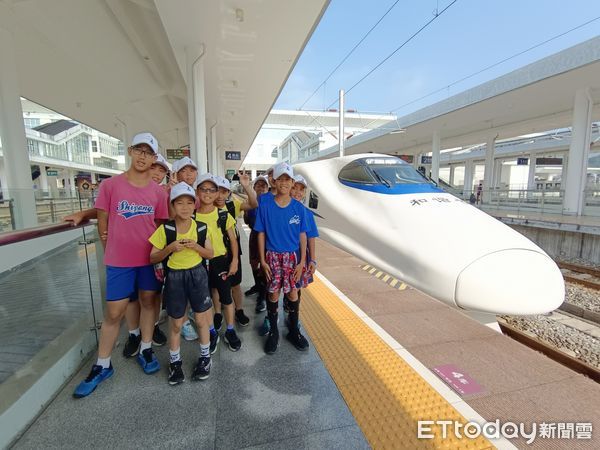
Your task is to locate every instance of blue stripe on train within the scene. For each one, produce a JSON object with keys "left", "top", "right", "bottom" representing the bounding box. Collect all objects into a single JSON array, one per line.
[{"left": 339, "top": 180, "right": 444, "bottom": 194}]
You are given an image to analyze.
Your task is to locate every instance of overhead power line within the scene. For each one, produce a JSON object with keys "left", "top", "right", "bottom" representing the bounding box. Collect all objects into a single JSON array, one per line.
[
  {"left": 298, "top": 0, "right": 402, "bottom": 110},
  {"left": 322, "top": 0, "right": 459, "bottom": 110},
  {"left": 361, "top": 14, "right": 600, "bottom": 130}
]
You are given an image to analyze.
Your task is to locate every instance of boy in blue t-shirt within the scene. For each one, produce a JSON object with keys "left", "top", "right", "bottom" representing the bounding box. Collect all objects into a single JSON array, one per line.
[{"left": 254, "top": 162, "right": 309, "bottom": 354}]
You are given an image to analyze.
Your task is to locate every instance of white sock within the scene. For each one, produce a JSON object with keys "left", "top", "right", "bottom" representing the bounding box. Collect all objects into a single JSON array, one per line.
[
  {"left": 169, "top": 349, "right": 181, "bottom": 363},
  {"left": 96, "top": 357, "right": 111, "bottom": 369},
  {"left": 199, "top": 343, "right": 210, "bottom": 358},
  {"left": 129, "top": 328, "right": 140, "bottom": 337},
  {"left": 140, "top": 341, "right": 152, "bottom": 353}
]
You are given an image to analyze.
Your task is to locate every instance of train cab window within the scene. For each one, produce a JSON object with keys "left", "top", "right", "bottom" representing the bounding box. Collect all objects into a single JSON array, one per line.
[
  {"left": 338, "top": 161, "right": 377, "bottom": 184},
  {"left": 338, "top": 157, "right": 429, "bottom": 187},
  {"left": 309, "top": 190, "right": 319, "bottom": 209}
]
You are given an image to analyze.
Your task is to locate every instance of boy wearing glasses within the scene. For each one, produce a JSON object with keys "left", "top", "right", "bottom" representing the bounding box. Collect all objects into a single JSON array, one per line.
[
  {"left": 74, "top": 132, "right": 169, "bottom": 398},
  {"left": 194, "top": 174, "right": 242, "bottom": 352}
]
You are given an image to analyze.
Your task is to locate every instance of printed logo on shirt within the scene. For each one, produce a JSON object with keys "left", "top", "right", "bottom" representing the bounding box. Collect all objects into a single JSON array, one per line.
[
  {"left": 117, "top": 200, "right": 155, "bottom": 219},
  {"left": 289, "top": 215, "right": 300, "bottom": 225}
]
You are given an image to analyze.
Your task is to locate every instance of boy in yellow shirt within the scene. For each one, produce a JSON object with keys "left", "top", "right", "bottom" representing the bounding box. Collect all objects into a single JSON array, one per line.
[
  {"left": 149, "top": 182, "right": 214, "bottom": 384},
  {"left": 194, "top": 174, "right": 242, "bottom": 352}
]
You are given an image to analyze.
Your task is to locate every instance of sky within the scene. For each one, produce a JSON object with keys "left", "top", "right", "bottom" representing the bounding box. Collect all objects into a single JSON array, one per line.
[{"left": 274, "top": 0, "right": 600, "bottom": 118}]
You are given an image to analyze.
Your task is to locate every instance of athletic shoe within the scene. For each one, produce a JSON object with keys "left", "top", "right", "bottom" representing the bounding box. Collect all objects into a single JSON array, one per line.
[
  {"left": 122, "top": 333, "right": 141, "bottom": 358},
  {"left": 168, "top": 360, "right": 184, "bottom": 385},
  {"left": 137, "top": 348, "right": 160, "bottom": 374},
  {"left": 209, "top": 332, "right": 220, "bottom": 354},
  {"left": 152, "top": 324, "right": 167, "bottom": 346},
  {"left": 192, "top": 357, "right": 211, "bottom": 381},
  {"left": 73, "top": 364, "right": 114, "bottom": 398},
  {"left": 255, "top": 298, "right": 266, "bottom": 313},
  {"left": 244, "top": 285, "right": 258, "bottom": 296},
  {"left": 213, "top": 313, "right": 223, "bottom": 332},
  {"left": 224, "top": 329, "right": 242, "bottom": 352},
  {"left": 286, "top": 330, "right": 309, "bottom": 351},
  {"left": 235, "top": 309, "right": 250, "bottom": 327},
  {"left": 258, "top": 316, "right": 270, "bottom": 336},
  {"left": 264, "top": 331, "right": 279, "bottom": 354},
  {"left": 181, "top": 320, "right": 198, "bottom": 341}
]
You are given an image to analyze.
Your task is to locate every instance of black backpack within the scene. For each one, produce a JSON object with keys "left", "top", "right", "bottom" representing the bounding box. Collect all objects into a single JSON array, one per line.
[
  {"left": 163, "top": 219, "right": 208, "bottom": 273},
  {"left": 217, "top": 201, "right": 242, "bottom": 257}
]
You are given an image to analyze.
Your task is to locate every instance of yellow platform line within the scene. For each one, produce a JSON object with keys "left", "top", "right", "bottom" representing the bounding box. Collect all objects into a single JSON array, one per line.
[
  {"left": 368, "top": 267, "right": 377, "bottom": 274},
  {"left": 300, "top": 276, "right": 494, "bottom": 450}
]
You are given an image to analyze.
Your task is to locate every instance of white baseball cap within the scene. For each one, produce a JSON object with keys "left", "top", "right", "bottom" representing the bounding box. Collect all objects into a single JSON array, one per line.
[
  {"left": 293, "top": 174, "right": 308, "bottom": 188},
  {"left": 173, "top": 156, "right": 197, "bottom": 173},
  {"left": 252, "top": 175, "right": 269, "bottom": 187},
  {"left": 170, "top": 182, "right": 196, "bottom": 203},
  {"left": 214, "top": 175, "right": 231, "bottom": 191},
  {"left": 131, "top": 132, "right": 158, "bottom": 154},
  {"left": 153, "top": 154, "right": 171, "bottom": 171},
  {"left": 273, "top": 162, "right": 294, "bottom": 180},
  {"left": 193, "top": 173, "right": 217, "bottom": 190}
]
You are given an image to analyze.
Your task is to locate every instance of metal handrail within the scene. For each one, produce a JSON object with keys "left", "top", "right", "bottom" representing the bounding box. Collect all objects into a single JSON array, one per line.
[{"left": 0, "top": 220, "right": 95, "bottom": 247}]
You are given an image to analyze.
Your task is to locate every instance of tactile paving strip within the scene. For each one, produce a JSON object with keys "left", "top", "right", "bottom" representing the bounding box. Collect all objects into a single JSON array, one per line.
[{"left": 300, "top": 276, "right": 494, "bottom": 449}]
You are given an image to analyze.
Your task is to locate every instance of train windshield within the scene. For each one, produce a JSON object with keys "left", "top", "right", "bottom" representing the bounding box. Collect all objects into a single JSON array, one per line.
[{"left": 338, "top": 157, "right": 428, "bottom": 186}]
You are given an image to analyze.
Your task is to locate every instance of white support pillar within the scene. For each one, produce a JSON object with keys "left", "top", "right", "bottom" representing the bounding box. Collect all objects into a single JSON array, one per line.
[
  {"left": 563, "top": 88, "right": 592, "bottom": 215},
  {"left": 39, "top": 168, "right": 49, "bottom": 194},
  {"left": 463, "top": 159, "right": 474, "bottom": 198},
  {"left": 449, "top": 165, "right": 455, "bottom": 186},
  {"left": 251, "top": 169, "right": 257, "bottom": 179},
  {"left": 413, "top": 153, "right": 420, "bottom": 169},
  {"left": 118, "top": 119, "right": 132, "bottom": 169},
  {"left": 0, "top": 27, "right": 37, "bottom": 229},
  {"left": 431, "top": 131, "right": 440, "bottom": 183},
  {"left": 527, "top": 153, "right": 536, "bottom": 198},
  {"left": 68, "top": 170, "right": 76, "bottom": 195},
  {"left": 186, "top": 45, "right": 208, "bottom": 173},
  {"left": 482, "top": 135, "right": 496, "bottom": 203},
  {"left": 209, "top": 123, "right": 218, "bottom": 174}
]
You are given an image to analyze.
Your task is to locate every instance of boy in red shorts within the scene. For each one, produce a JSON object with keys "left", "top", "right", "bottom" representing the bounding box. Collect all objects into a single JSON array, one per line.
[{"left": 254, "top": 162, "right": 309, "bottom": 354}]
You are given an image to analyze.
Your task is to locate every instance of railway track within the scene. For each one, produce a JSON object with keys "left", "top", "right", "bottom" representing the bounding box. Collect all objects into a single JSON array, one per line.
[
  {"left": 498, "top": 318, "right": 600, "bottom": 383},
  {"left": 557, "top": 261, "right": 600, "bottom": 290}
]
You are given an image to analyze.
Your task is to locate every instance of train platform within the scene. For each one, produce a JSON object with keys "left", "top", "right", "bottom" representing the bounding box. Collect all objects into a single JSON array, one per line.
[
  {"left": 6, "top": 229, "right": 600, "bottom": 449},
  {"left": 482, "top": 208, "right": 600, "bottom": 235}
]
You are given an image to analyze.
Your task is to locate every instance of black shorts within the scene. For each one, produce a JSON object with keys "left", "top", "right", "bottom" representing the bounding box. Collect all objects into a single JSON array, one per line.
[
  {"left": 208, "top": 256, "right": 233, "bottom": 306},
  {"left": 230, "top": 260, "right": 242, "bottom": 287},
  {"left": 164, "top": 264, "right": 212, "bottom": 319}
]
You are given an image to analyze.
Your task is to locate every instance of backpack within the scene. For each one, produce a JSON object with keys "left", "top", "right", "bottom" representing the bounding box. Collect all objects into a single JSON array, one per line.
[
  {"left": 218, "top": 201, "right": 242, "bottom": 257},
  {"left": 154, "top": 219, "right": 208, "bottom": 282}
]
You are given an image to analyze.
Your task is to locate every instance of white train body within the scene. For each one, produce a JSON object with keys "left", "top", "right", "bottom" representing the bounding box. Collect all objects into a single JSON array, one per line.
[{"left": 294, "top": 154, "right": 564, "bottom": 315}]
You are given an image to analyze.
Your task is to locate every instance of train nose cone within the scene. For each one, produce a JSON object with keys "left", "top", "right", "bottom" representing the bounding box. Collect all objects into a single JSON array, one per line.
[{"left": 455, "top": 250, "right": 564, "bottom": 315}]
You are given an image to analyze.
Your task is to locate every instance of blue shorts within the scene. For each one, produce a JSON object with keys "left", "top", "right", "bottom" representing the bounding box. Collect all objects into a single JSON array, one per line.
[{"left": 106, "top": 265, "right": 161, "bottom": 301}]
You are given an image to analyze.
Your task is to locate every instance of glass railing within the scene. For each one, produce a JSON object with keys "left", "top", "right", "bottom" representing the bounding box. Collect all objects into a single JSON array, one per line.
[
  {"left": 0, "top": 189, "right": 96, "bottom": 233},
  {"left": 0, "top": 220, "right": 104, "bottom": 447},
  {"left": 583, "top": 188, "right": 600, "bottom": 217}
]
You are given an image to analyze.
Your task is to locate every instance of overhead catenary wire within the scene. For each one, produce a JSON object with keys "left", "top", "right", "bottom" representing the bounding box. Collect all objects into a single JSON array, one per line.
[
  {"left": 298, "top": 0, "right": 402, "bottom": 110},
  {"left": 320, "top": 0, "right": 459, "bottom": 111},
  {"left": 361, "top": 14, "right": 600, "bottom": 130}
]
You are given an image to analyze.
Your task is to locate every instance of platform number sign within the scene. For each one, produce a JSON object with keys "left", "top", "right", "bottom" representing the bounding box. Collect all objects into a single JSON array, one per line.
[
  {"left": 225, "top": 151, "right": 241, "bottom": 161},
  {"left": 433, "top": 364, "right": 484, "bottom": 396}
]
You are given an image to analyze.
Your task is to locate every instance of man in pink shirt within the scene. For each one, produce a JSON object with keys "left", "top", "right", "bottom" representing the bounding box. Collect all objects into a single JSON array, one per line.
[{"left": 74, "top": 132, "right": 169, "bottom": 398}]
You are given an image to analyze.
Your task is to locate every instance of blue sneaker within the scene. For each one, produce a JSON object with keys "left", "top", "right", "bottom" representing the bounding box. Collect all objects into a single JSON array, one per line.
[
  {"left": 137, "top": 348, "right": 160, "bottom": 374},
  {"left": 258, "top": 316, "right": 270, "bottom": 336},
  {"left": 181, "top": 320, "right": 198, "bottom": 341},
  {"left": 73, "top": 364, "right": 114, "bottom": 398}
]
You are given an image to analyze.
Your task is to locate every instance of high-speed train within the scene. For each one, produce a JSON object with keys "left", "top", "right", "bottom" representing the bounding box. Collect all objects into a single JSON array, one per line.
[{"left": 293, "top": 154, "right": 564, "bottom": 316}]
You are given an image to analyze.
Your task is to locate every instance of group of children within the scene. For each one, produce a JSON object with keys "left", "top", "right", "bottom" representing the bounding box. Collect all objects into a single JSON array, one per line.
[{"left": 72, "top": 132, "right": 318, "bottom": 397}]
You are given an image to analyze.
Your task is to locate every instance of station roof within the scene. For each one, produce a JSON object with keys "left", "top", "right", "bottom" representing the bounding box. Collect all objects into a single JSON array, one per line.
[
  {"left": 314, "top": 36, "right": 600, "bottom": 160},
  {"left": 1, "top": 0, "right": 329, "bottom": 168}
]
